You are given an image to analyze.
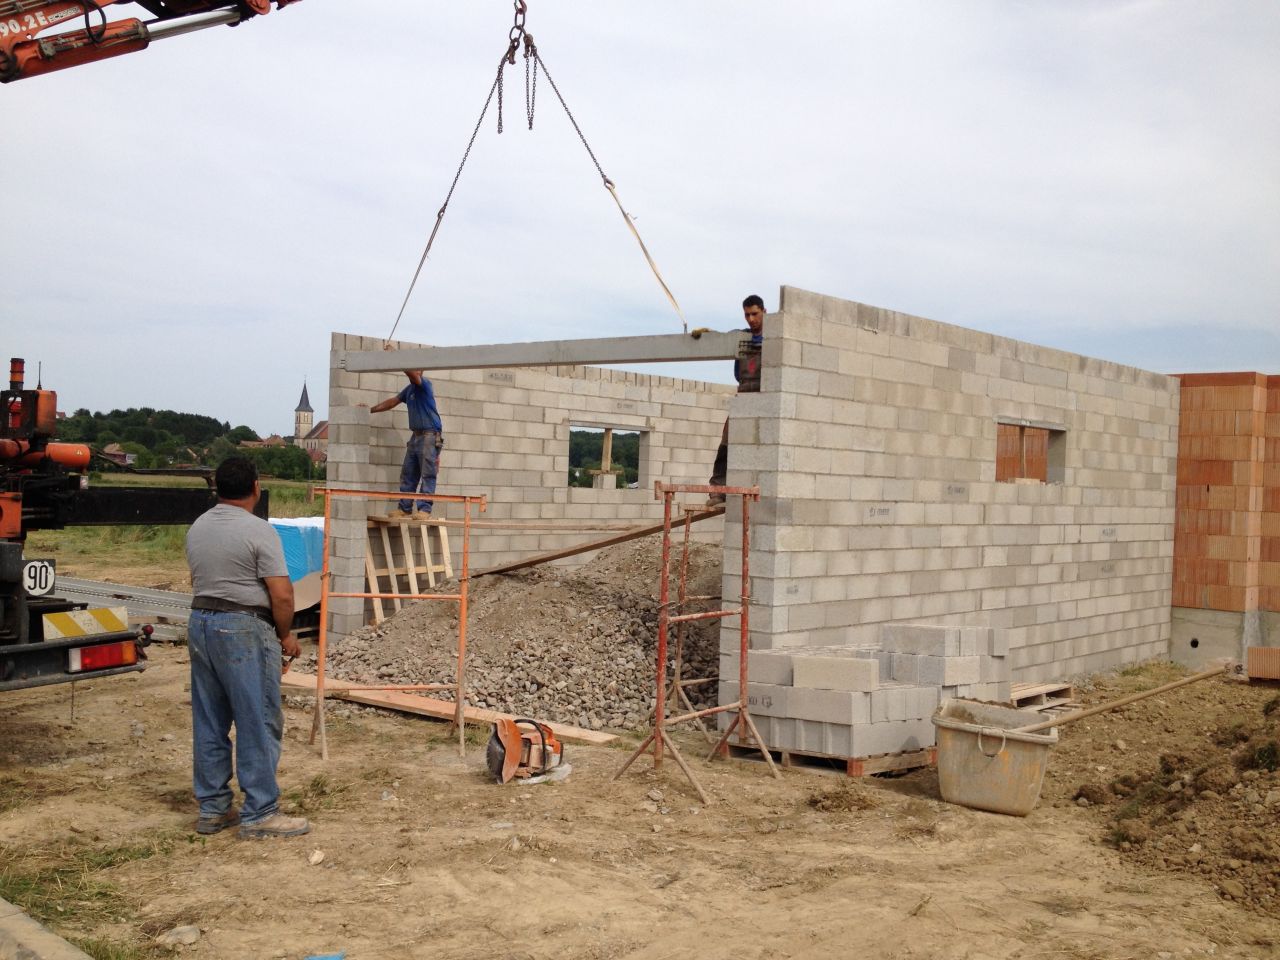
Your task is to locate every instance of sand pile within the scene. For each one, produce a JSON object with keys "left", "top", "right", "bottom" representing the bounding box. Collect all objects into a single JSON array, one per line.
[{"left": 304, "top": 536, "right": 723, "bottom": 731}]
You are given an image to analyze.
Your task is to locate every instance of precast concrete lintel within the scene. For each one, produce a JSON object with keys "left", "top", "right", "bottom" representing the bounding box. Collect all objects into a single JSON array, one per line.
[{"left": 338, "top": 331, "right": 747, "bottom": 373}]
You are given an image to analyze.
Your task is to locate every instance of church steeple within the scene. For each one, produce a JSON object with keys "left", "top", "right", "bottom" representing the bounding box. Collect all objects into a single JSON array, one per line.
[{"left": 294, "top": 381, "right": 314, "bottom": 440}]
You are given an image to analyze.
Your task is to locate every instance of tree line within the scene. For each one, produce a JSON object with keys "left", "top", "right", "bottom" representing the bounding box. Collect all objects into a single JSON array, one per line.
[
  {"left": 58, "top": 408, "right": 321, "bottom": 481},
  {"left": 568, "top": 429, "right": 639, "bottom": 488}
]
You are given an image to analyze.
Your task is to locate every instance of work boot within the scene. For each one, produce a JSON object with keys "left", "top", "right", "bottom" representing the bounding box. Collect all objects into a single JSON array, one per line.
[
  {"left": 194, "top": 809, "right": 240, "bottom": 835},
  {"left": 706, "top": 492, "right": 726, "bottom": 507},
  {"left": 387, "top": 507, "right": 413, "bottom": 519},
  {"left": 238, "top": 814, "right": 311, "bottom": 840},
  {"left": 410, "top": 510, "right": 433, "bottom": 522}
]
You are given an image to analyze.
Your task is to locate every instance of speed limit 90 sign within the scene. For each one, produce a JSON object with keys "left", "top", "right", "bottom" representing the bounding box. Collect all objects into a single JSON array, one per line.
[{"left": 23, "top": 559, "right": 55, "bottom": 597}]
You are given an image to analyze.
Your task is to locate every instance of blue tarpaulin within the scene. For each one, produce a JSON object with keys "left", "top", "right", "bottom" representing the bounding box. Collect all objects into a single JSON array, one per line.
[{"left": 270, "top": 518, "right": 325, "bottom": 583}]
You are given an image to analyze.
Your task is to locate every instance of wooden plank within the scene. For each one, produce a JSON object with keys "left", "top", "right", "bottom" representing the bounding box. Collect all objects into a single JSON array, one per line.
[
  {"left": 435, "top": 523, "right": 453, "bottom": 579},
  {"left": 475, "top": 505, "right": 724, "bottom": 578},
  {"left": 364, "top": 543, "right": 385, "bottom": 624},
  {"left": 378, "top": 524, "right": 401, "bottom": 613},
  {"left": 399, "top": 523, "right": 421, "bottom": 598},
  {"left": 726, "top": 742, "right": 936, "bottom": 778},
  {"left": 846, "top": 748, "right": 936, "bottom": 777},
  {"left": 282, "top": 671, "right": 617, "bottom": 746},
  {"left": 417, "top": 523, "right": 437, "bottom": 588},
  {"left": 1012, "top": 681, "right": 1075, "bottom": 700}
]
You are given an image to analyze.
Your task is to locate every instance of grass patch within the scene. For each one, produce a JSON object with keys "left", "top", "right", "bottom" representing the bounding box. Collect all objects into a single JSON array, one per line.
[
  {"left": 0, "top": 835, "right": 175, "bottom": 929},
  {"left": 72, "top": 936, "right": 168, "bottom": 960},
  {"left": 1113, "top": 781, "right": 1166, "bottom": 821},
  {"left": 1243, "top": 740, "right": 1279, "bottom": 772},
  {"left": 0, "top": 779, "right": 22, "bottom": 815},
  {"left": 282, "top": 773, "right": 351, "bottom": 813}
]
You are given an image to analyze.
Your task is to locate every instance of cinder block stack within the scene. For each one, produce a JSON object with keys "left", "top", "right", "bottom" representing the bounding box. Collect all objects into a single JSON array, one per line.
[{"left": 719, "top": 623, "right": 1010, "bottom": 759}]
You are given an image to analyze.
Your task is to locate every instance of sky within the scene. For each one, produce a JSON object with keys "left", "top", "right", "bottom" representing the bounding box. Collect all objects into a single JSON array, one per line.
[{"left": 4, "top": 1, "right": 1278, "bottom": 437}]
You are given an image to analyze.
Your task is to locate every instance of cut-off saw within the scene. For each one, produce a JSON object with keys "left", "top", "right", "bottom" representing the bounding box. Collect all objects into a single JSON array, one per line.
[{"left": 485, "top": 717, "right": 569, "bottom": 784}]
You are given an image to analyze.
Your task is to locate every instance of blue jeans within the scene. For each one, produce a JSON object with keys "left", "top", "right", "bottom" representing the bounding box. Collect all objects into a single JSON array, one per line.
[
  {"left": 399, "top": 431, "right": 441, "bottom": 513},
  {"left": 187, "top": 610, "right": 284, "bottom": 826}
]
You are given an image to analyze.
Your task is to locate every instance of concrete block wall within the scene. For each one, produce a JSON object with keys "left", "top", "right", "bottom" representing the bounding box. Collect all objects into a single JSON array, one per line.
[
  {"left": 1170, "top": 372, "right": 1280, "bottom": 665},
  {"left": 720, "top": 624, "right": 1010, "bottom": 757},
  {"left": 327, "top": 332, "right": 732, "bottom": 635},
  {"left": 721, "top": 286, "right": 1180, "bottom": 683}
]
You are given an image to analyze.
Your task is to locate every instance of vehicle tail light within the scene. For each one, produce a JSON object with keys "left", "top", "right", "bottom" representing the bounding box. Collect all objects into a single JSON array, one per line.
[{"left": 67, "top": 640, "right": 139, "bottom": 673}]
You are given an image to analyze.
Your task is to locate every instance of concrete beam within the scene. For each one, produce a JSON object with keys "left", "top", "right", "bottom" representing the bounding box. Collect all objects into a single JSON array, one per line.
[{"left": 338, "top": 331, "right": 746, "bottom": 373}]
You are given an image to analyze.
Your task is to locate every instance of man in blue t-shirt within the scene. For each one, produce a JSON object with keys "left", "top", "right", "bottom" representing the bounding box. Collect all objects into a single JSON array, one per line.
[
  {"left": 703, "top": 294, "right": 765, "bottom": 505},
  {"left": 370, "top": 362, "right": 445, "bottom": 519}
]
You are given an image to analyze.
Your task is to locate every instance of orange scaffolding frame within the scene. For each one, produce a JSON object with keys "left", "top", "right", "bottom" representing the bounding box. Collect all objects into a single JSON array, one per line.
[
  {"left": 613, "top": 482, "right": 780, "bottom": 802},
  {"left": 308, "top": 486, "right": 487, "bottom": 760}
]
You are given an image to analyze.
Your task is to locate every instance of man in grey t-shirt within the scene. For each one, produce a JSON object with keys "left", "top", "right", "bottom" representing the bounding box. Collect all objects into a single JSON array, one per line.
[{"left": 185, "top": 457, "right": 310, "bottom": 840}]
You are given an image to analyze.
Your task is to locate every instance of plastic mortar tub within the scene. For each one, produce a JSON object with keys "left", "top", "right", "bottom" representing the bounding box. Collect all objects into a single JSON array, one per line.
[{"left": 931, "top": 698, "right": 1059, "bottom": 816}]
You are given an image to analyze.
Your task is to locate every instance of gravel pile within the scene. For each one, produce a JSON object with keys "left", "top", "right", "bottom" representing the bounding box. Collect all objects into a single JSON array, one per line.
[{"left": 303, "top": 536, "right": 723, "bottom": 731}]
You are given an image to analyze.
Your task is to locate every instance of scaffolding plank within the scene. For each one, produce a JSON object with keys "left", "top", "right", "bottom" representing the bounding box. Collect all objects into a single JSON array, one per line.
[
  {"left": 282, "top": 671, "right": 615, "bottom": 745},
  {"left": 474, "top": 505, "right": 725, "bottom": 578}
]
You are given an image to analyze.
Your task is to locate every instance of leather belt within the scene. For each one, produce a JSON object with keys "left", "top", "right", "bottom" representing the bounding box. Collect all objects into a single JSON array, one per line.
[
  {"left": 191, "top": 596, "right": 274, "bottom": 625},
  {"left": 410, "top": 429, "right": 438, "bottom": 436}
]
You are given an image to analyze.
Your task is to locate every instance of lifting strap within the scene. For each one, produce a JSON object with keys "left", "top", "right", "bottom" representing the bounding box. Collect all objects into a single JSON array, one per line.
[{"left": 387, "top": 1, "right": 685, "bottom": 343}]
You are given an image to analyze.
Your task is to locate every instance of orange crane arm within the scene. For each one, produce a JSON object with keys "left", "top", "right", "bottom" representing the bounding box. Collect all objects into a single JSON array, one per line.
[{"left": 0, "top": 0, "right": 301, "bottom": 83}]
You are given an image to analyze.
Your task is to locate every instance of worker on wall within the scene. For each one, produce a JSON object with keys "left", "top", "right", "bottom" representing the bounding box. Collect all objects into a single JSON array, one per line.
[
  {"left": 185, "top": 457, "right": 310, "bottom": 839},
  {"left": 369, "top": 349, "right": 445, "bottom": 519},
  {"left": 700, "top": 294, "right": 766, "bottom": 505}
]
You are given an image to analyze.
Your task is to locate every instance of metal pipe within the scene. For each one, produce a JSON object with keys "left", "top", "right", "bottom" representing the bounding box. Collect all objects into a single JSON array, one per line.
[
  {"left": 653, "top": 490, "right": 673, "bottom": 769},
  {"left": 663, "top": 702, "right": 737, "bottom": 726},
  {"left": 143, "top": 9, "right": 241, "bottom": 42},
  {"left": 456, "top": 497, "right": 473, "bottom": 755}
]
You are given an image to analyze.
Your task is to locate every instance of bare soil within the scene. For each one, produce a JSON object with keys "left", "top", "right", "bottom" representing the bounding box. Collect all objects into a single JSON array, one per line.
[
  {"left": 5, "top": 541, "right": 1279, "bottom": 957},
  {"left": 3, "top": 647, "right": 1280, "bottom": 959}
]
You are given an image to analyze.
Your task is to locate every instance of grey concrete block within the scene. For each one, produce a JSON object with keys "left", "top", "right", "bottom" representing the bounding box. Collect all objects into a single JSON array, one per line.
[
  {"left": 918, "top": 655, "right": 946, "bottom": 685},
  {"left": 719, "top": 681, "right": 790, "bottom": 717},
  {"left": 989, "top": 628, "right": 1010, "bottom": 657},
  {"left": 791, "top": 654, "right": 879, "bottom": 692},
  {"left": 788, "top": 688, "right": 872, "bottom": 725},
  {"left": 942, "top": 657, "right": 981, "bottom": 685},
  {"left": 891, "top": 653, "right": 920, "bottom": 684},
  {"left": 879, "top": 623, "right": 960, "bottom": 657},
  {"left": 853, "top": 718, "right": 937, "bottom": 756},
  {"left": 980, "top": 655, "right": 1011, "bottom": 683}
]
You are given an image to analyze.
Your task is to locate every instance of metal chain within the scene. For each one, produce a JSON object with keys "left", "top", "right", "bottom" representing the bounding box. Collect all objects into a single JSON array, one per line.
[
  {"left": 533, "top": 51, "right": 609, "bottom": 186},
  {"left": 524, "top": 38, "right": 538, "bottom": 130},
  {"left": 387, "top": 60, "right": 505, "bottom": 342},
  {"left": 496, "top": 59, "right": 505, "bottom": 134},
  {"left": 389, "top": 2, "right": 529, "bottom": 338}
]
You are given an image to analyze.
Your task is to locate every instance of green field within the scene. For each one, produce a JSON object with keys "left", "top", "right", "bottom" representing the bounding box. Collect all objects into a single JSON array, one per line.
[{"left": 24, "top": 475, "right": 323, "bottom": 587}]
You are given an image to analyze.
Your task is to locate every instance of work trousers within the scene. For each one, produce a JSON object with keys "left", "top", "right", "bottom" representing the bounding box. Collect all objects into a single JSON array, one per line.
[
  {"left": 187, "top": 610, "right": 284, "bottom": 826},
  {"left": 399, "top": 431, "right": 441, "bottom": 514},
  {"left": 709, "top": 418, "right": 730, "bottom": 487}
]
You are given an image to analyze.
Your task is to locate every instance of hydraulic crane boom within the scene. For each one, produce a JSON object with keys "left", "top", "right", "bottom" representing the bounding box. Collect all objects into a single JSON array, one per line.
[{"left": 0, "top": 0, "right": 301, "bottom": 83}]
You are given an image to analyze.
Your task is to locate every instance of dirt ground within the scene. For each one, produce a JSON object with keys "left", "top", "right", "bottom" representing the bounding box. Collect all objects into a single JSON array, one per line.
[{"left": 3, "top": 644, "right": 1280, "bottom": 960}]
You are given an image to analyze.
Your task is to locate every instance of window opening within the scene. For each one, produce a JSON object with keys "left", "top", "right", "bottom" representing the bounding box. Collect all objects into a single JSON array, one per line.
[
  {"left": 568, "top": 426, "right": 641, "bottom": 489},
  {"left": 996, "top": 420, "right": 1065, "bottom": 483}
]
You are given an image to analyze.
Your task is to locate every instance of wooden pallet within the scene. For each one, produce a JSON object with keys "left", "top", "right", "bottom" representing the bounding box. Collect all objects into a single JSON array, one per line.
[
  {"left": 365, "top": 517, "right": 452, "bottom": 623},
  {"left": 1010, "top": 681, "right": 1075, "bottom": 712},
  {"left": 726, "top": 741, "right": 936, "bottom": 778},
  {"left": 283, "top": 671, "right": 615, "bottom": 746}
]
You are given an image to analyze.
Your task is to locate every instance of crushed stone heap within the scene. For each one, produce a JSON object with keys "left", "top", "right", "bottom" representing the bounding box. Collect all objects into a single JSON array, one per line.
[{"left": 304, "top": 537, "right": 723, "bottom": 731}]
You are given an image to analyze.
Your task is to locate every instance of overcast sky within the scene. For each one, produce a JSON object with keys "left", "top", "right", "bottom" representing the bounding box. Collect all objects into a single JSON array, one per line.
[{"left": 5, "top": 1, "right": 1277, "bottom": 436}]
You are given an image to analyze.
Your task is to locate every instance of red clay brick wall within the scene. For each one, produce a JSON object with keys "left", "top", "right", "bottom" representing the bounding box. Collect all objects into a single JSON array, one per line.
[
  {"left": 1174, "top": 372, "right": 1273, "bottom": 613},
  {"left": 1263, "top": 376, "right": 1280, "bottom": 612}
]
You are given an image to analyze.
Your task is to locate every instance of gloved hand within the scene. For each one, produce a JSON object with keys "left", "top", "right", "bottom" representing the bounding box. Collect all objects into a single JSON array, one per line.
[
  {"left": 435, "top": 435, "right": 445, "bottom": 450},
  {"left": 690, "top": 327, "right": 712, "bottom": 339}
]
